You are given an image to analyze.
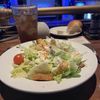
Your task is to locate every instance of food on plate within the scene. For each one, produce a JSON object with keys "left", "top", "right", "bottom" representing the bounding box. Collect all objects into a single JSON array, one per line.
[
  {"left": 32, "top": 73, "right": 53, "bottom": 81},
  {"left": 57, "top": 30, "right": 64, "bottom": 35},
  {"left": 13, "top": 54, "right": 24, "bottom": 65},
  {"left": 67, "top": 20, "right": 83, "bottom": 34},
  {"left": 11, "top": 38, "right": 85, "bottom": 83}
]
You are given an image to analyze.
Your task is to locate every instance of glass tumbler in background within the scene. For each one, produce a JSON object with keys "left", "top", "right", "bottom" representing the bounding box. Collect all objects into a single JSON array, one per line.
[{"left": 11, "top": 5, "right": 38, "bottom": 43}]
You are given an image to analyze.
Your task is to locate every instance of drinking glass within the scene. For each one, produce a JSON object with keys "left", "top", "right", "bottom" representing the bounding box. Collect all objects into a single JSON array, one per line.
[{"left": 12, "top": 5, "right": 38, "bottom": 42}]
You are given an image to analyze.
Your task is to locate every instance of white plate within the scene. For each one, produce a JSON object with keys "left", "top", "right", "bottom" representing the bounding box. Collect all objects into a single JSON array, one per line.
[
  {"left": 50, "top": 26, "right": 81, "bottom": 37},
  {"left": 0, "top": 40, "right": 98, "bottom": 93}
]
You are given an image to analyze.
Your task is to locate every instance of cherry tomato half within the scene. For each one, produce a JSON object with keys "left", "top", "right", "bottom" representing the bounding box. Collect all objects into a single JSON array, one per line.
[{"left": 13, "top": 54, "right": 24, "bottom": 65}]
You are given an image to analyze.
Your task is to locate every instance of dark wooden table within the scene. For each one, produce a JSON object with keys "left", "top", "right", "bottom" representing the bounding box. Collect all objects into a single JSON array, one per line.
[{"left": 0, "top": 37, "right": 100, "bottom": 100}]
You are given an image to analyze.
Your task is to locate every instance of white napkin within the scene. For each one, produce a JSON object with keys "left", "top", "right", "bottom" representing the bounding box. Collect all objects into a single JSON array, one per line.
[{"left": 68, "top": 36, "right": 90, "bottom": 44}]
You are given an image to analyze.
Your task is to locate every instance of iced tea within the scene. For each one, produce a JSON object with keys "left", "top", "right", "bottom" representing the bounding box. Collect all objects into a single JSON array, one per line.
[{"left": 12, "top": 6, "right": 38, "bottom": 42}]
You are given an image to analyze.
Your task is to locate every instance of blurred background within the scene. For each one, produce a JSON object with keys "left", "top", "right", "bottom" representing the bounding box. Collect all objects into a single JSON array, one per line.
[
  {"left": 0, "top": 0, "right": 100, "bottom": 41},
  {"left": 0, "top": 0, "right": 100, "bottom": 27}
]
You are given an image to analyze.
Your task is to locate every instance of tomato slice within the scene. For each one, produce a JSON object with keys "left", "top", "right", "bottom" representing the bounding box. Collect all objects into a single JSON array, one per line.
[{"left": 13, "top": 54, "right": 24, "bottom": 65}]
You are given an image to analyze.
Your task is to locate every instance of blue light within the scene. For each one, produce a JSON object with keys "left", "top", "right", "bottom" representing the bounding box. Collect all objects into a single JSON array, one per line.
[
  {"left": 75, "top": 2, "right": 85, "bottom": 6},
  {"left": 34, "top": 2, "right": 54, "bottom": 8},
  {"left": 86, "top": 1, "right": 96, "bottom": 5},
  {"left": 29, "top": 0, "right": 55, "bottom": 8},
  {"left": 0, "top": 5, "right": 5, "bottom": 8},
  {"left": 37, "top": 3, "right": 51, "bottom": 8},
  {"left": 10, "top": 0, "right": 55, "bottom": 8},
  {"left": 84, "top": 13, "right": 92, "bottom": 20},
  {"left": 62, "top": 0, "right": 69, "bottom": 6},
  {"left": 62, "top": 0, "right": 74, "bottom": 21},
  {"left": 75, "top": 2, "right": 92, "bottom": 20},
  {"left": 10, "top": 0, "right": 18, "bottom": 6}
]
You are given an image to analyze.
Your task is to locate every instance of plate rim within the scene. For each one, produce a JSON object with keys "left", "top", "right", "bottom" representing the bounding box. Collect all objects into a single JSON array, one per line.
[
  {"left": 0, "top": 39, "right": 98, "bottom": 93},
  {"left": 50, "top": 26, "right": 81, "bottom": 37}
]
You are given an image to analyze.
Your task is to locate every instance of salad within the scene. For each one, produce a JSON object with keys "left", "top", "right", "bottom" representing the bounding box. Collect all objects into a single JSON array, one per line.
[{"left": 11, "top": 38, "right": 85, "bottom": 83}]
